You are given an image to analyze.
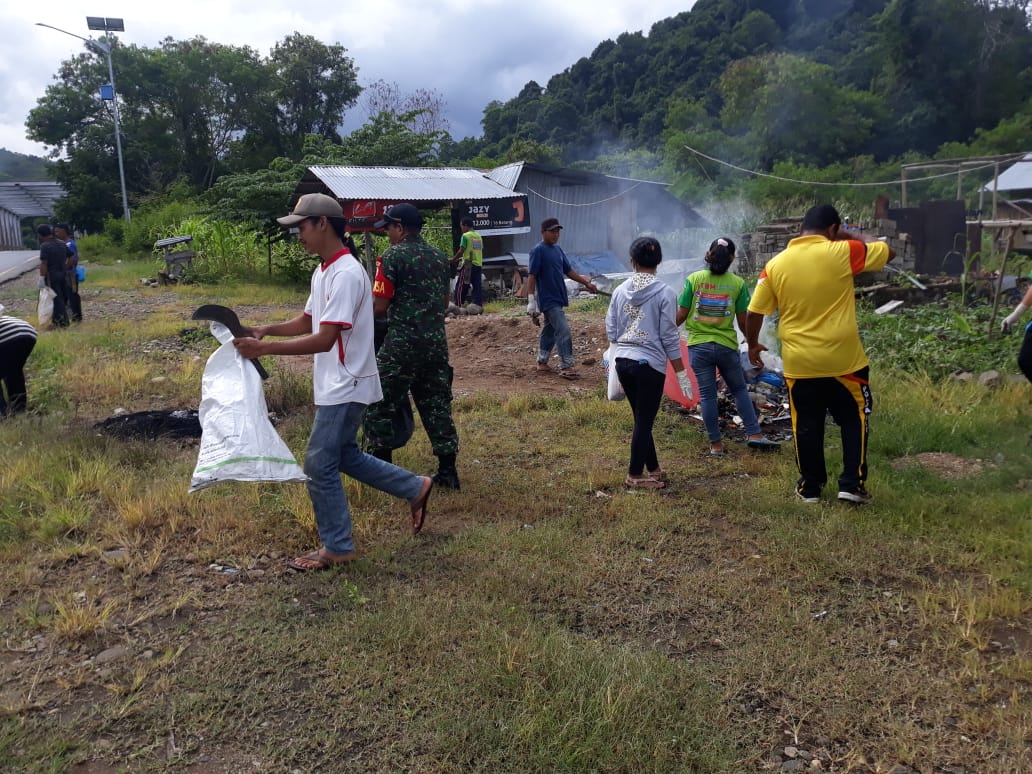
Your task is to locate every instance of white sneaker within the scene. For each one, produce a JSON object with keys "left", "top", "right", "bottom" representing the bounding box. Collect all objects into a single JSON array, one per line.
[{"left": 837, "top": 486, "right": 872, "bottom": 504}]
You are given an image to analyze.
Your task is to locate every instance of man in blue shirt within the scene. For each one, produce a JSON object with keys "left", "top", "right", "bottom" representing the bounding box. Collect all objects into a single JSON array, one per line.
[
  {"left": 54, "top": 224, "right": 82, "bottom": 322},
  {"left": 526, "top": 217, "right": 598, "bottom": 379}
]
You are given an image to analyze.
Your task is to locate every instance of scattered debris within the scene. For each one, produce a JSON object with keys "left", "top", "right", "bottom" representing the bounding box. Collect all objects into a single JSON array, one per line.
[
  {"left": 874, "top": 299, "right": 905, "bottom": 315},
  {"left": 95, "top": 409, "right": 201, "bottom": 440}
]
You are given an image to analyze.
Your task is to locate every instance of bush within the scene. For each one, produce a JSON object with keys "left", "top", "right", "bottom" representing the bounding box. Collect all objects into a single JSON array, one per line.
[
  {"left": 860, "top": 296, "right": 1019, "bottom": 378},
  {"left": 104, "top": 200, "right": 200, "bottom": 256},
  {"left": 160, "top": 216, "right": 265, "bottom": 284}
]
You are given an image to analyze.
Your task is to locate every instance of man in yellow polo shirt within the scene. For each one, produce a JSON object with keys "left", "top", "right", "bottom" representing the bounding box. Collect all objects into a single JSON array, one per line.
[{"left": 745, "top": 204, "right": 895, "bottom": 505}]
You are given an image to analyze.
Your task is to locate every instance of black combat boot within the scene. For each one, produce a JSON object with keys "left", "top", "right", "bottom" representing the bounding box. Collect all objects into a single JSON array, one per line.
[{"left": 433, "top": 453, "right": 460, "bottom": 490}]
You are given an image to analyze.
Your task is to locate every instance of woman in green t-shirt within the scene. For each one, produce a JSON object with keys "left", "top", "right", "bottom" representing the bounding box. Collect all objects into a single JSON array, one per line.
[{"left": 676, "top": 238, "right": 779, "bottom": 455}]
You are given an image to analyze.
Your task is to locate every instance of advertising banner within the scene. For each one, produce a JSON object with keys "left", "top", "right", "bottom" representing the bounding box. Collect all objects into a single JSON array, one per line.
[{"left": 457, "top": 197, "right": 530, "bottom": 235}]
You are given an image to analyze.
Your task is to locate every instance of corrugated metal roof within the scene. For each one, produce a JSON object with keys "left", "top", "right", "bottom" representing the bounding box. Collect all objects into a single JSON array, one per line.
[
  {"left": 983, "top": 153, "right": 1032, "bottom": 192},
  {"left": 306, "top": 166, "right": 516, "bottom": 201},
  {"left": 0, "top": 182, "right": 65, "bottom": 217},
  {"left": 485, "top": 162, "right": 524, "bottom": 190}
]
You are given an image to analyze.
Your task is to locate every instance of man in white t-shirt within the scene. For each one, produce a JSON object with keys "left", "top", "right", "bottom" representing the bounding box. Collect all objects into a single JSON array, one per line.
[{"left": 233, "top": 193, "right": 434, "bottom": 571}]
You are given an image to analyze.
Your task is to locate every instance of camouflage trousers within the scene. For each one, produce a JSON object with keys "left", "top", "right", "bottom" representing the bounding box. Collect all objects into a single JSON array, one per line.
[{"left": 363, "top": 341, "right": 458, "bottom": 456}]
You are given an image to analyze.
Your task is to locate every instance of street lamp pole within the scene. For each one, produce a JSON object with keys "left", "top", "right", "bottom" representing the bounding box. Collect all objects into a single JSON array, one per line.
[{"left": 36, "top": 19, "right": 131, "bottom": 221}]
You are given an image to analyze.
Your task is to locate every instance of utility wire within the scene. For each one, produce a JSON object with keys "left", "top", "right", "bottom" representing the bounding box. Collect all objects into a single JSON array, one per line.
[
  {"left": 681, "top": 143, "right": 1028, "bottom": 187},
  {"left": 526, "top": 183, "right": 642, "bottom": 207}
]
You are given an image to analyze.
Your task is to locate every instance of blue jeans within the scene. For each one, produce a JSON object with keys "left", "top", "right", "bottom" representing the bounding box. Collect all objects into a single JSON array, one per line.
[
  {"left": 305, "top": 402, "right": 424, "bottom": 554},
  {"left": 538, "top": 307, "right": 574, "bottom": 369},
  {"left": 688, "top": 342, "right": 762, "bottom": 442}
]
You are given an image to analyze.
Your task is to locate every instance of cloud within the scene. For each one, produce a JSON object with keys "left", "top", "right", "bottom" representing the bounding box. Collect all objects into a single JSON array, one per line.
[{"left": 1, "top": 1, "right": 695, "bottom": 156}]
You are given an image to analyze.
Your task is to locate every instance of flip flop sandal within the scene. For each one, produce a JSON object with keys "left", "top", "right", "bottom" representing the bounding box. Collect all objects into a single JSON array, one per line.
[
  {"left": 288, "top": 549, "right": 359, "bottom": 572},
  {"left": 410, "top": 476, "right": 434, "bottom": 534}
]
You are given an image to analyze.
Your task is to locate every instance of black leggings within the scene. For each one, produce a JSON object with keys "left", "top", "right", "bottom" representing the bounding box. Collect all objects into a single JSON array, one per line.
[
  {"left": 615, "top": 358, "right": 666, "bottom": 476},
  {"left": 1019, "top": 324, "right": 1032, "bottom": 384},
  {"left": 0, "top": 335, "right": 36, "bottom": 415}
]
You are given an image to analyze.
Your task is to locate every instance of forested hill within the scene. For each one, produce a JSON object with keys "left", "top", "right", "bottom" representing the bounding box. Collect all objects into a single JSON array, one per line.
[
  {"left": 476, "top": 0, "right": 1032, "bottom": 168},
  {"left": 0, "top": 148, "right": 49, "bottom": 182}
]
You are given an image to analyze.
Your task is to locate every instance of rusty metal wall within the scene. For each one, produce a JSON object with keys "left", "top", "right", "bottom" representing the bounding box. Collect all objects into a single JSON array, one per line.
[{"left": 890, "top": 200, "right": 967, "bottom": 275}]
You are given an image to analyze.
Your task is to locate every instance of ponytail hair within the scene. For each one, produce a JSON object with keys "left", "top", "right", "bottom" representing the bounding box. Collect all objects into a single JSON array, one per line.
[
  {"left": 629, "top": 236, "right": 663, "bottom": 268},
  {"left": 706, "top": 237, "right": 736, "bottom": 275}
]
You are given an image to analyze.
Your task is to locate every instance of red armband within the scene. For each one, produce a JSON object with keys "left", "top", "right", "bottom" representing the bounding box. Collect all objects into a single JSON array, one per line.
[{"left": 372, "top": 256, "right": 394, "bottom": 299}]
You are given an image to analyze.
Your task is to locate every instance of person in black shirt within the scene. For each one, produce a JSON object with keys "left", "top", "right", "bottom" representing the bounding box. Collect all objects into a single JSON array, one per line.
[{"left": 37, "top": 224, "right": 72, "bottom": 328}]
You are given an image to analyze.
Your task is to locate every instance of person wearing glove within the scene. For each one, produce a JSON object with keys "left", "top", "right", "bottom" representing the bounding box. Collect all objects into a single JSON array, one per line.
[
  {"left": 526, "top": 292, "right": 540, "bottom": 326},
  {"left": 1001, "top": 282, "right": 1032, "bottom": 383},
  {"left": 604, "top": 236, "right": 687, "bottom": 489},
  {"left": 526, "top": 217, "right": 597, "bottom": 378},
  {"left": 676, "top": 237, "right": 780, "bottom": 456}
]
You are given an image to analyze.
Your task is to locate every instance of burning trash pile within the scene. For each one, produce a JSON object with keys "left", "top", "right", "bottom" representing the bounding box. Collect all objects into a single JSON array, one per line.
[{"left": 678, "top": 353, "right": 794, "bottom": 443}]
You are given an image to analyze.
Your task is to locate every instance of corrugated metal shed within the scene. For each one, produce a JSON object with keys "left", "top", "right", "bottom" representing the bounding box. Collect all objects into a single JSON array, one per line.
[
  {"left": 293, "top": 162, "right": 709, "bottom": 266},
  {"left": 982, "top": 153, "right": 1032, "bottom": 192},
  {"left": 0, "top": 182, "right": 65, "bottom": 250},
  {"left": 506, "top": 163, "right": 710, "bottom": 255},
  {"left": 301, "top": 166, "right": 515, "bottom": 202},
  {"left": 486, "top": 162, "right": 524, "bottom": 190},
  {"left": 0, "top": 182, "right": 64, "bottom": 217}
]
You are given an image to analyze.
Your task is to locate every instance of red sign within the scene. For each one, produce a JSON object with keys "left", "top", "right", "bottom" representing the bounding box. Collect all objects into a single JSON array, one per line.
[{"left": 342, "top": 200, "right": 400, "bottom": 232}]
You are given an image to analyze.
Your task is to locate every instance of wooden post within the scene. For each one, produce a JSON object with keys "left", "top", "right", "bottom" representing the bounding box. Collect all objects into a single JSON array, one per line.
[
  {"left": 992, "top": 163, "right": 1000, "bottom": 221},
  {"left": 364, "top": 234, "right": 375, "bottom": 281},
  {"left": 901, "top": 168, "right": 908, "bottom": 208}
]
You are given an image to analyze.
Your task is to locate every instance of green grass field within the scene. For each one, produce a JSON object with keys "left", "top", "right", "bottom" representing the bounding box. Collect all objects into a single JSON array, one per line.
[{"left": 0, "top": 261, "right": 1028, "bottom": 772}]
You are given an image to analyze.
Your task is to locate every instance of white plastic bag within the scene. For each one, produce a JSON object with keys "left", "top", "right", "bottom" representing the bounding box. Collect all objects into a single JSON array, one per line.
[
  {"left": 189, "top": 322, "right": 306, "bottom": 492},
  {"left": 603, "top": 344, "right": 625, "bottom": 401},
  {"left": 37, "top": 287, "right": 56, "bottom": 327}
]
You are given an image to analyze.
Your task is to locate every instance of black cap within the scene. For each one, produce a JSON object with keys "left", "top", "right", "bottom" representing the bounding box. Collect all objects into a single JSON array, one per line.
[
  {"left": 541, "top": 217, "right": 562, "bottom": 231},
  {"left": 374, "top": 202, "right": 424, "bottom": 229}
]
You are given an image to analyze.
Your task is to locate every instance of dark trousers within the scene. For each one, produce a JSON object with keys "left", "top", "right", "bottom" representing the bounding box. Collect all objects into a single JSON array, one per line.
[
  {"left": 1019, "top": 324, "right": 1032, "bottom": 384},
  {"left": 470, "top": 265, "right": 482, "bottom": 306},
  {"left": 787, "top": 367, "right": 871, "bottom": 496},
  {"left": 0, "top": 335, "right": 36, "bottom": 415},
  {"left": 615, "top": 358, "right": 666, "bottom": 476},
  {"left": 454, "top": 264, "right": 482, "bottom": 306},
  {"left": 66, "top": 272, "right": 82, "bottom": 322},
  {"left": 454, "top": 263, "right": 469, "bottom": 305},
  {"left": 364, "top": 342, "right": 458, "bottom": 457},
  {"left": 48, "top": 272, "right": 70, "bottom": 327}
]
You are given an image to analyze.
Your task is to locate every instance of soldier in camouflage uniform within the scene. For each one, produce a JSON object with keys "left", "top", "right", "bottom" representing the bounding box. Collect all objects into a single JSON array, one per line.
[{"left": 365, "top": 203, "right": 461, "bottom": 489}]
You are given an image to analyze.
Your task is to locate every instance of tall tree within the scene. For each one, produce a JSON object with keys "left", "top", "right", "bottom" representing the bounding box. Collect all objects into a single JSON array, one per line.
[
  {"left": 269, "top": 33, "right": 361, "bottom": 155},
  {"left": 361, "top": 79, "right": 451, "bottom": 135},
  {"left": 26, "top": 32, "right": 363, "bottom": 228}
]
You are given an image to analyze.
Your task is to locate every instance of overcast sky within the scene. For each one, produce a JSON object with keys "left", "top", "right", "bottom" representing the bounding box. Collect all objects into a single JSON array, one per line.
[{"left": 1, "top": 1, "right": 697, "bottom": 158}]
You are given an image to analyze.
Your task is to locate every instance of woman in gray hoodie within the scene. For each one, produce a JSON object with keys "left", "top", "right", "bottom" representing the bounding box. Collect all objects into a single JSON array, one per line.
[{"left": 605, "top": 237, "right": 694, "bottom": 488}]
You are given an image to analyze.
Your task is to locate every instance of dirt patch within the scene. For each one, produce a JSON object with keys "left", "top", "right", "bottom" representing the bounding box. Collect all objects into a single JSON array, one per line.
[
  {"left": 445, "top": 309, "right": 607, "bottom": 397},
  {"left": 0, "top": 269, "right": 607, "bottom": 400},
  {"left": 890, "top": 451, "right": 990, "bottom": 479}
]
